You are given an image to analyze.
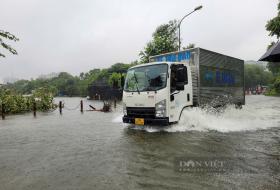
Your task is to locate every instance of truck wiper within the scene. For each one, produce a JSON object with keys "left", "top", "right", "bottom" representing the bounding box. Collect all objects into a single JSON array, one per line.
[{"left": 133, "top": 72, "right": 140, "bottom": 94}]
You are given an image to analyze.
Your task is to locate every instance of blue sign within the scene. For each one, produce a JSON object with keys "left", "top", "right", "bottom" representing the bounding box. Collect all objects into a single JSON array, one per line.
[
  {"left": 201, "top": 66, "right": 237, "bottom": 87},
  {"left": 153, "top": 51, "right": 191, "bottom": 62},
  {"left": 215, "top": 71, "right": 235, "bottom": 85}
]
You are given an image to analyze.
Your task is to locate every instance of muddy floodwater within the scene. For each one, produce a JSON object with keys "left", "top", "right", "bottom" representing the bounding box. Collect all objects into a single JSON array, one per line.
[{"left": 0, "top": 95, "right": 279, "bottom": 190}]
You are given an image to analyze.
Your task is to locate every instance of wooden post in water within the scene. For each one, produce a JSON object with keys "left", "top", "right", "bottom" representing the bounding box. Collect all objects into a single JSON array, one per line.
[
  {"left": 1, "top": 103, "right": 5, "bottom": 120},
  {"left": 59, "top": 101, "right": 62, "bottom": 115},
  {"left": 80, "top": 100, "right": 83, "bottom": 113},
  {"left": 33, "top": 102, "right": 37, "bottom": 117},
  {"left": 114, "top": 99, "right": 117, "bottom": 109}
]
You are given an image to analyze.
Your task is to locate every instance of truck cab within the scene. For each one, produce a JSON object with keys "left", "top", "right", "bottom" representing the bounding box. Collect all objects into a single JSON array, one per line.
[{"left": 122, "top": 62, "right": 192, "bottom": 126}]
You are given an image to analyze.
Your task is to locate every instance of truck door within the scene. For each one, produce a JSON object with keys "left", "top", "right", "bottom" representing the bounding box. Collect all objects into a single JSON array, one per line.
[{"left": 169, "top": 64, "right": 192, "bottom": 122}]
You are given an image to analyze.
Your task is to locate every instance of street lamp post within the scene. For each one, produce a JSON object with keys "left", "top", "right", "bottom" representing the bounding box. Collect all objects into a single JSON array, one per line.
[{"left": 178, "top": 5, "right": 203, "bottom": 51}]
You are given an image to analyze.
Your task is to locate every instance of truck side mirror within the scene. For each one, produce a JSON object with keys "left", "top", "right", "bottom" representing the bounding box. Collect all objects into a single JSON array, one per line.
[
  {"left": 176, "top": 68, "right": 185, "bottom": 82},
  {"left": 175, "top": 66, "right": 187, "bottom": 91},
  {"left": 176, "top": 82, "right": 184, "bottom": 91}
]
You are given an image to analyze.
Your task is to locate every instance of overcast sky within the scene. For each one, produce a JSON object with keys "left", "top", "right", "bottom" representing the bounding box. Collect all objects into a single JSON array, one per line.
[{"left": 0, "top": 0, "right": 278, "bottom": 82}]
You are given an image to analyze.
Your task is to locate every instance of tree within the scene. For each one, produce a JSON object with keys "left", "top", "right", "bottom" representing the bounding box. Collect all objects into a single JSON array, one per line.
[
  {"left": 266, "top": 2, "right": 280, "bottom": 39},
  {"left": 266, "top": 2, "right": 280, "bottom": 75},
  {"left": 108, "top": 63, "right": 131, "bottom": 73},
  {"left": 0, "top": 61, "right": 138, "bottom": 97},
  {"left": 264, "top": 1, "right": 280, "bottom": 96},
  {"left": 244, "top": 64, "right": 273, "bottom": 89},
  {"left": 139, "top": 20, "right": 179, "bottom": 63},
  {"left": 273, "top": 76, "right": 280, "bottom": 93},
  {"left": 267, "top": 62, "right": 280, "bottom": 75},
  {"left": 0, "top": 30, "right": 19, "bottom": 58},
  {"left": 108, "top": 72, "right": 122, "bottom": 88},
  {"left": 183, "top": 43, "right": 196, "bottom": 50},
  {"left": 79, "top": 72, "right": 85, "bottom": 80}
]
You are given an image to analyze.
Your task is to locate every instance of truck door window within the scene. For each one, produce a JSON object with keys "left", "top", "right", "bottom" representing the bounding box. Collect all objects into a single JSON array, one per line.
[
  {"left": 171, "top": 69, "right": 177, "bottom": 92},
  {"left": 170, "top": 65, "right": 188, "bottom": 92}
]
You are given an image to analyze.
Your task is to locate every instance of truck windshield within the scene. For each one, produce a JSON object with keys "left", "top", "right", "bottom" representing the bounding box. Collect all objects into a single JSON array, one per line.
[{"left": 124, "top": 64, "right": 168, "bottom": 92}]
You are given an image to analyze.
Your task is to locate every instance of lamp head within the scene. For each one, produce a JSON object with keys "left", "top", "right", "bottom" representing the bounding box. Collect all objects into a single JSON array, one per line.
[{"left": 194, "top": 5, "right": 203, "bottom": 11}]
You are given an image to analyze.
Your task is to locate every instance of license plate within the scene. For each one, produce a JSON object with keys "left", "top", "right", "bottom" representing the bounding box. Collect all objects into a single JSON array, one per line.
[{"left": 135, "top": 118, "right": 144, "bottom": 125}]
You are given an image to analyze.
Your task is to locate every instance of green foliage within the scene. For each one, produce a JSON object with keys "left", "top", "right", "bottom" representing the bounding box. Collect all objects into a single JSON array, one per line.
[
  {"left": 2, "top": 62, "right": 138, "bottom": 97},
  {"left": 33, "top": 88, "right": 56, "bottom": 111},
  {"left": 265, "top": 76, "right": 280, "bottom": 96},
  {"left": 267, "top": 62, "right": 280, "bottom": 75},
  {"left": 265, "top": 88, "right": 278, "bottom": 96},
  {"left": 82, "top": 62, "right": 137, "bottom": 87},
  {"left": 244, "top": 64, "right": 273, "bottom": 88},
  {"left": 264, "top": 2, "right": 280, "bottom": 96},
  {"left": 183, "top": 43, "right": 196, "bottom": 50},
  {"left": 108, "top": 63, "right": 132, "bottom": 73},
  {"left": 108, "top": 72, "right": 122, "bottom": 87},
  {"left": 139, "top": 20, "right": 179, "bottom": 63},
  {"left": 0, "top": 88, "right": 55, "bottom": 114},
  {"left": 273, "top": 76, "right": 280, "bottom": 93},
  {"left": 266, "top": 2, "right": 280, "bottom": 38},
  {"left": 0, "top": 30, "right": 19, "bottom": 58}
]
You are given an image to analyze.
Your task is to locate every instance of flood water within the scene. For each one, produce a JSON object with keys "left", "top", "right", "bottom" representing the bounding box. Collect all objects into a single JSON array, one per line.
[{"left": 0, "top": 95, "right": 279, "bottom": 190}]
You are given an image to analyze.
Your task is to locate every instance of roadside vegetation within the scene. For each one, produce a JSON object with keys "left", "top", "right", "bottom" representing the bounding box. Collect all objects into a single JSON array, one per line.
[
  {"left": 0, "top": 87, "right": 56, "bottom": 114},
  {"left": 1, "top": 62, "right": 138, "bottom": 97},
  {"left": 264, "top": 2, "right": 280, "bottom": 96},
  {"left": 244, "top": 64, "right": 274, "bottom": 90},
  {"left": 265, "top": 76, "right": 280, "bottom": 96}
]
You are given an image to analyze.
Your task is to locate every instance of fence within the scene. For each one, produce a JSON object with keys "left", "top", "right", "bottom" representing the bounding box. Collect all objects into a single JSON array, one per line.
[{"left": 0, "top": 99, "right": 117, "bottom": 120}]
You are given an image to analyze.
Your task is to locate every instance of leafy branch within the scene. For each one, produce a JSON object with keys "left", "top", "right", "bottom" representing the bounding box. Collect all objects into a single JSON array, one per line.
[{"left": 0, "top": 30, "right": 19, "bottom": 58}]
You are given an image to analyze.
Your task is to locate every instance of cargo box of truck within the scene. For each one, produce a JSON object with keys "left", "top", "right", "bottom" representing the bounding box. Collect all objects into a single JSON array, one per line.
[{"left": 149, "top": 48, "right": 245, "bottom": 107}]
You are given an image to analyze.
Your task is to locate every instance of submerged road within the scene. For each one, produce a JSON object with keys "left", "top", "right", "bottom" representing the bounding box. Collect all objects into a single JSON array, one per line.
[{"left": 0, "top": 95, "right": 279, "bottom": 190}]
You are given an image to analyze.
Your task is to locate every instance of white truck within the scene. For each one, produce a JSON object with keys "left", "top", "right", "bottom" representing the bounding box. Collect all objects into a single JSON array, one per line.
[{"left": 122, "top": 48, "right": 245, "bottom": 126}]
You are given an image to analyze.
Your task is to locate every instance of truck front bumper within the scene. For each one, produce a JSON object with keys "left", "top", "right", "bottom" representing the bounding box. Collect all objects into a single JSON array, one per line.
[{"left": 122, "top": 116, "right": 169, "bottom": 126}]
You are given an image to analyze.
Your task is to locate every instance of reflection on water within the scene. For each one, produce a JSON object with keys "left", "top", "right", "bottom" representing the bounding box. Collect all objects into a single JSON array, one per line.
[{"left": 0, "top": 96, "right": 279, "bottom": 190}]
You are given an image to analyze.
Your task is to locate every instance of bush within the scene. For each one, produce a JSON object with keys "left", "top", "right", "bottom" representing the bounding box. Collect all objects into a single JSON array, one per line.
[
  {"left": 0, "top": 88, "right": 56, "bottom": 114},
  {"left": 265, "top": 88, "right": 279, "bottom": 96},
  {"left": 273, "top": 76, "right": 280, "bottom": 93}
]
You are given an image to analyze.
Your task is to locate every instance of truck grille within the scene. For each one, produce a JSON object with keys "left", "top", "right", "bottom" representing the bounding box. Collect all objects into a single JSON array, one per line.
[{"left": 126, "top": 107, "right": 155, "bottom": 118}]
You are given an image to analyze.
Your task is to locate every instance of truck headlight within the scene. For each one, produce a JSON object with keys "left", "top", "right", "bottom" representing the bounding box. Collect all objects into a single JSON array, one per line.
[
  {"left": 123, "top": 103, "right": 127, "bottom": 115},
  {"left": 155, "top": 99, "right": 166, "bottom": 118}
]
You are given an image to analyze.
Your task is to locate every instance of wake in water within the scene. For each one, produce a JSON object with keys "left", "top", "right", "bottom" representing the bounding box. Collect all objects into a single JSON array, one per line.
[
  {"left": 112, "top": 96, "right": 280, "bottom": 133},
  {"left": 166, "top": 105, "right": 279, "bottom": 132}
]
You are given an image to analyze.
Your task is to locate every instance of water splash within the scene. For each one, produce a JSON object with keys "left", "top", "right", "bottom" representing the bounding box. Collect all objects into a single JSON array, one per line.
[
  {"left": 113, "top": 96, "right": 280, "bottom": 133},
  {"left": 166, "top": 105, "right": 279, "bottom": 133}
]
